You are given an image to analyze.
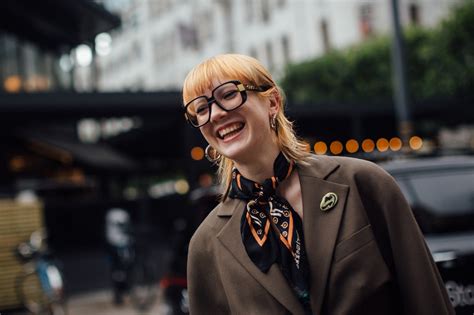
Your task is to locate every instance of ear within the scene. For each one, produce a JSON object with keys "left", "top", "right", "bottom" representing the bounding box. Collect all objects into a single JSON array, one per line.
[{"left": 268, "top": 89, "right": 281, "bottom": 117}]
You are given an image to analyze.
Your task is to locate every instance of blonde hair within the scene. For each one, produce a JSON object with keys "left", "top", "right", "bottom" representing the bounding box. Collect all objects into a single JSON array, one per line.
[{"left": 182, "top": 54, "right": 310, "bottom": 200}]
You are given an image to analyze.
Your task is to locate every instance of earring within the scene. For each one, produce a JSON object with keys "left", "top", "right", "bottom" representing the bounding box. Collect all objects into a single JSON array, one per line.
[
  {"left": 270, "top": 114, "right": 277, "bottom": 131},
  {"left": 205, "top": 145, "right": 221, "bottom": 163}
]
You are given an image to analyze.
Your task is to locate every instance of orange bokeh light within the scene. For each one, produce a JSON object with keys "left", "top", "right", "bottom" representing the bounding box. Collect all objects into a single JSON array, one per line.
[
  {"left": 330, "top": 141, "right": 343, "bottom": 155},
  {"left": 376, "top": 138, "right": 389, "bottom": 152},
  {"left": 345, "top": 139, "right": 359, "bottom": 154},
  {"left": 314, "top": 141, "right": 327, "bottom": 155},
  {"left": 362, "top": 139, "right": 375, "bottom": 153},
  {"left": 409, "top": 136, "right": 423, "bottom": 150},
  {"left": 191, "top": 146, "right": 204, "bottom": 160},
  {"left": 389, "top": 137, "right": 402, "bottom": 151},
  {"left": 4, "top": 75, "right": 21, "bottom": 93}
]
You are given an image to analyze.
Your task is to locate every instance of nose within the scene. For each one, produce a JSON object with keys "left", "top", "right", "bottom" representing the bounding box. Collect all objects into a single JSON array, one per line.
[{"left": 209, "top": 101, "right": 228, "bottom": 123}]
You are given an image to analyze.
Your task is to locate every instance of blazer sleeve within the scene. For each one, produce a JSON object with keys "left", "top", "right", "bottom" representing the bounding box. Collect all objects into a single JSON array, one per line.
[
  {"left": 187, "top": 222, "right": 230, "bottom": 315},
  {"left": 356, "top": 162, "right": 455, "bottom": 315}
]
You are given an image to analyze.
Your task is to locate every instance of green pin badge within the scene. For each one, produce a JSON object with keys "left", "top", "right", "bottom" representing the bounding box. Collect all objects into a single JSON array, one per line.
[{"left": 320, "top": 192, "right": 338, "bottom": 211}]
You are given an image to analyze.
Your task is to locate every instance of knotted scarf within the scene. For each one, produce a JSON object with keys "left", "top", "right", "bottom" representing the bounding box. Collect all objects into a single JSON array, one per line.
[{"left": 229, "top": 152, "right": 312, "bottom": 313}]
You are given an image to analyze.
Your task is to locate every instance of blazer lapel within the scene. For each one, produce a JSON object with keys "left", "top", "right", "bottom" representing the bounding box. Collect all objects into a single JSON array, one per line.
[
  {"left": 298, "top": 157, "right": 349, "bottom": 314},
  {"left": 217, "top": 198, "right": 305, "bottom": 315}
]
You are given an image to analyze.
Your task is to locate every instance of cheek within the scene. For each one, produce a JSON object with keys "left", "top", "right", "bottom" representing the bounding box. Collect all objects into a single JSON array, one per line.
[
  {"left": 250, "top": 108, "right": 270, "bottom": 130},
  {"left": 199, "top": 126, "right": 214, "bottom": 143}
]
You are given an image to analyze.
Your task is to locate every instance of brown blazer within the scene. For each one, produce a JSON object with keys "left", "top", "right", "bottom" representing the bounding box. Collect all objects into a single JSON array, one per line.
[{"left": 187, "top": 155, "right": 455, "bottom": 315}]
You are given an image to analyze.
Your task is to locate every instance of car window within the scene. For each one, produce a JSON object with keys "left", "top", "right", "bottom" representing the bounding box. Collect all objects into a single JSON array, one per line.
[
  {"left": 391, "top": 168, "right": 474, "bottom": 234},
  {"left": 406, "top": 169, "right": 474, "bottom": 216}
]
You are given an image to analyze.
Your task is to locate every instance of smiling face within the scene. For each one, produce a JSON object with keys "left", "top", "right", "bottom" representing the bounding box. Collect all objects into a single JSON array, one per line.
[
  {"left": 183, "top": 54, "right": 310, "bottom": 192},
  {"left": 198, "top": 78, "right": 279, "bottom": 164}
]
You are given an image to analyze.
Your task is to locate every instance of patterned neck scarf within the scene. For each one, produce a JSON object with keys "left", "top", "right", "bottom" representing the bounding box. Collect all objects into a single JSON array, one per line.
[{"left": 229, "top": 152, "right": 312, "bottom": 313}]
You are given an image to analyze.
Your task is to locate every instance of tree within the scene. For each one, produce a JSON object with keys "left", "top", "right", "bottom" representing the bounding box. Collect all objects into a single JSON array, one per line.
[{"left": 280, "top": 0, "right": 474, "bottom": 104}]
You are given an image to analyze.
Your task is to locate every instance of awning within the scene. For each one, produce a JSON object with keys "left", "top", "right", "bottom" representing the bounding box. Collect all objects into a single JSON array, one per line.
[
  {"left": 21, "top": 129, "right": 138, "bottom": 172},
  {"left": 0, "top": 91, "right": 182, "bottom": 118},
  {"left": 0, "top": 0, "right": 121, "bottom": 52}
]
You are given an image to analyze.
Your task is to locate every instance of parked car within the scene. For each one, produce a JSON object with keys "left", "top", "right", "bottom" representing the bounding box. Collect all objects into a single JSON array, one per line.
[{"left": 379, "top": 155, "right": 474, "bottom": 315}]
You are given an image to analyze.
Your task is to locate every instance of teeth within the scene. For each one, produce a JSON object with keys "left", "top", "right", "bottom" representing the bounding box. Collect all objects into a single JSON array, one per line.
[{"left": 219, "top": 123, "right": 243, "bottom": 138}]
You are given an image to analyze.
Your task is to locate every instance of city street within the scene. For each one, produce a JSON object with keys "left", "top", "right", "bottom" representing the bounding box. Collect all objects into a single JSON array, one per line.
[
  {"left": 59, "top": 246, "right": 174, "bottom": 315},
  {"left": 3, "top": 246, "right": 175, "bottom": 315},
  {"left": 3, "top": 288, "right": 169, "bottom": 315},
  {"left": 66, "top": 288, "right": 168, "bottom": 315},
  {"left": 0, "top": 0, "right": 472, "bottom": 314}
]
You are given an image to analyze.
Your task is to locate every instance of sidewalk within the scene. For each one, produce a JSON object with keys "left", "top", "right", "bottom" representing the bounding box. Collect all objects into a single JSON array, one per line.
[{"left": 66, "top": 288, "right": 170, "bottom": 315}]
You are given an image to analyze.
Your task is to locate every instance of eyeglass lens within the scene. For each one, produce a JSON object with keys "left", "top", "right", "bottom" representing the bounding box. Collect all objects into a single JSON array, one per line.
[{"left": 186, "top": 82, "right": 244, "bottom": 127}]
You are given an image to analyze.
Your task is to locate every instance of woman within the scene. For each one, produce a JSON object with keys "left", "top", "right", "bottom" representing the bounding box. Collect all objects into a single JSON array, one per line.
[{"left": 182, "top": 54, "right": 454, "bottom": 315}]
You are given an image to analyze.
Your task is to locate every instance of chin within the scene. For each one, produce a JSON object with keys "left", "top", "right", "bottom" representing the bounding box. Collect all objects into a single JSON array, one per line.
[
  {"left": 222, "top": 144, "right": 256, "bottom": 163},
  {"left": 220, "top": 148, "right": 244, "bottom": 162}
]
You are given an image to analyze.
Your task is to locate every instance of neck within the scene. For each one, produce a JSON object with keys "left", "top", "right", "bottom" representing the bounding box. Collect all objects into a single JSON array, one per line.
[{"left": 233, "top": 146, "right": 280, "bottom": 183}]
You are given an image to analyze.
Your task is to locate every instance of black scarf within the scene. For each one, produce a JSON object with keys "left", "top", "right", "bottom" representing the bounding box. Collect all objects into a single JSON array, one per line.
[{"left": 229, "top": 152, "right": 312, "bottom": 313}]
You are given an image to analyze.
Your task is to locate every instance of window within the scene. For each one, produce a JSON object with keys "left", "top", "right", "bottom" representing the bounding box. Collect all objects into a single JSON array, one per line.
[
  {"left": 394, "top": 168, "right": 474, "bottom": 234},
  {"left": 0, "top": 34, "right": 19, "bottom": 77},
  {"left": 320, "top": 19, "right": 331, "bottom": 53},
  {"left": 408, "top": 170, "right": 474, "bottom": 216},
  {"left": 261, "top": 0, "right": 270, "bottom": 23},
  {"left": 409, "top": 3, "right": 420, "bottom": 25},
  {"left": 0, "top": 33, "right": 63, "bottom": 92},
  {"left": 359, "top": 4, "right": 374, "bottom": 39},
  {"left": 178, "top": 22, "right": 199, "bottom": 50}
]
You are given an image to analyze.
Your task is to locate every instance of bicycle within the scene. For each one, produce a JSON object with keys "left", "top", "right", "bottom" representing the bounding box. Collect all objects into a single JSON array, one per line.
[
  {"left": 106, "top": 207, "right": 159, "bottom": 311},
  {"left": 14, "top": 229, "right": 67, "bottom": 315}
]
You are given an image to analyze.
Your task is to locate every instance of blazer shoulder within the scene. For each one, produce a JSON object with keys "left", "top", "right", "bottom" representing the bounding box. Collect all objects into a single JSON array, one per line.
[
  {"left": 300, "top": 154, "right": 390, "bottom": 181},
  {"left": 328, "top": 155, "right": 395, "bottom": 184},
  {"left": 306, "top": 155, "right": 402, "bottom": 200}
]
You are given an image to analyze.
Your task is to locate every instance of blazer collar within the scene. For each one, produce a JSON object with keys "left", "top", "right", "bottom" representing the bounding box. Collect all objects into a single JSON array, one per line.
[
  {"left": 216, "top": 155, "right": 348, "bottom": 315},
  {"left": 298, "top": 157, "right": 348, "bottom": 314}
]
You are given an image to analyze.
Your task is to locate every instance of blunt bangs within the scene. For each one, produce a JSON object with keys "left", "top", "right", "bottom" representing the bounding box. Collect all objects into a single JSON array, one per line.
[{"left": 182, "top": 54, "right": 275, "bottom": 105}]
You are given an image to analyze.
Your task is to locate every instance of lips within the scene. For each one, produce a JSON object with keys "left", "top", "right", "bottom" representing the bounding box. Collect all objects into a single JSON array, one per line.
[{"left": 217, "top": 122, "right": 245, "bottom": 140}]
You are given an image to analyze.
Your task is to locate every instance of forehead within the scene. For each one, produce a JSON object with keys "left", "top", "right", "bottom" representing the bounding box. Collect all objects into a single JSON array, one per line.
[
  {"left": 192, "top": 81, "right": 239, "bottom": 103},
  {"left": 191, "top": 73, "right": 243, "bottom": 93},
  {"left": 183, "top": 62, "right": 254, "bottom": 102}
]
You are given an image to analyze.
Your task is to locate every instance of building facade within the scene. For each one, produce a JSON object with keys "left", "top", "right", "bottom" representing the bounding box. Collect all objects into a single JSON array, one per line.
[
  {"left": 97, "top": 0, "right": 460, "bottom": 92},
  {"left": 0, "top": 1, "right": 120, "bottom": 94}
]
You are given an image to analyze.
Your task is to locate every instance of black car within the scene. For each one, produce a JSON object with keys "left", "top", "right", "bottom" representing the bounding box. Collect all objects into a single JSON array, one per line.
[{"left": 379, "top": 155, "right": 474, "bottom": 315}]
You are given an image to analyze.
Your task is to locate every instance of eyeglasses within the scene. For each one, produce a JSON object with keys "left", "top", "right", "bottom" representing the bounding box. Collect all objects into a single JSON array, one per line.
[{"left": 183, "top": 80, "right": 272, "bottom": 128}]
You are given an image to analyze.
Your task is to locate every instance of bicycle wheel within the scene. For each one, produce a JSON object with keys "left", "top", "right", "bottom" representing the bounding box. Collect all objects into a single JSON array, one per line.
[
  {"left": 16, "top": 269, "right": 51, "bottom": 314},
  {"left": 129, "top": 255, "right": 158, "bottom": 311},
  {"left": 16, "top": 269, "right": 67, "bottom": 315}
]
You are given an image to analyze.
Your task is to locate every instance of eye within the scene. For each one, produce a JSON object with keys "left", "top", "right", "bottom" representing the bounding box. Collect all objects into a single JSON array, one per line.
[
  {"left": 222, "top": 90, "right": 238, "bottom": 100},
  {"left": 196, "top": 104, "right": 209, "bottom": 115}
]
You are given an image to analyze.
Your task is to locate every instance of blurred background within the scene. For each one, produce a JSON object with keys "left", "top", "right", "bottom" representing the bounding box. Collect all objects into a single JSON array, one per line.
[{"left": 0, "top": 0, "right": 473, "bottom": 314}]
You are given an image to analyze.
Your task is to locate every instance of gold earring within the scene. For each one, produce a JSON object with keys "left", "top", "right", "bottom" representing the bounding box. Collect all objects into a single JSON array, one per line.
[
  {"left": 205, "top": 145, "right": 221, "bottom": 163},
  {"left": 270, "top": 114, "right": 277, "bottom": 131}
]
